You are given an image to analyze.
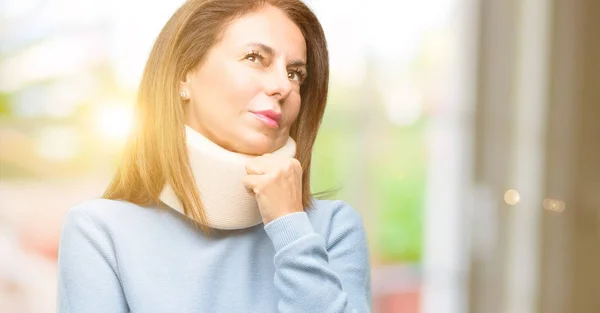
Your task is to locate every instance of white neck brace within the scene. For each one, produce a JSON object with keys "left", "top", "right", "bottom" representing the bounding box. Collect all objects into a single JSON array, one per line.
[{"left": 159, "top": 125, "right": 297, "bottom": 230}]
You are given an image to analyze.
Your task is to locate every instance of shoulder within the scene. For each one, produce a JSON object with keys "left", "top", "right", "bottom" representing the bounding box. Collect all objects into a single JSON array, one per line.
[
  {"left": 307, "top": 199, "right": 367, "bottom": 247},
  {"left": 308, "top": 199, "right": 365, "bottom": 227},
  {"left": 61, "top": 198, "right": 167, "bottom": 236},
  {"left": 65, "top": 198, "right": 142, "bottom": 222}
]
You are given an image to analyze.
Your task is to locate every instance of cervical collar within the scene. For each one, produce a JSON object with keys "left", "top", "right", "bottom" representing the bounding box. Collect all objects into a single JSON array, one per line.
[{"left": 159, "top": 125, "right": 297, "bottom": 230}]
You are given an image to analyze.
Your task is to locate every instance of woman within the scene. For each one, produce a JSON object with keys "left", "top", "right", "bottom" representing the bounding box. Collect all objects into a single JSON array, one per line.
[{"left": 57, "top": 0, "right": 371, "bottom": 312}]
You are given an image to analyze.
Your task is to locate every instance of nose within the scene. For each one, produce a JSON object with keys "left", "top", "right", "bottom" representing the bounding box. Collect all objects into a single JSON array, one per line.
[{"left": 264, "top": 66, "right": 293, "bottom": 101}]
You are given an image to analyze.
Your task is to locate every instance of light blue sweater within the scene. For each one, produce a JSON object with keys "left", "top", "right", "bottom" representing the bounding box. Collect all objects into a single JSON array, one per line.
[{"left": 57, "top": 198, "right": 372, "bottom": 313}]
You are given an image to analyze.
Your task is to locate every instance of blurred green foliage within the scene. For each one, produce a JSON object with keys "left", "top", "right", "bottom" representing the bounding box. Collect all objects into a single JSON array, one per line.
[
  {"left": 0, "top": 93, "right": 11, "bottom": 117},
  {"left": 312, "top": 114, "right": 426, "bottom": 264}
]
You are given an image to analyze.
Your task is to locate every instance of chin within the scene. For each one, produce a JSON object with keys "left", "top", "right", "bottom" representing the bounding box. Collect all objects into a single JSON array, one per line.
[{"left": 237, "top": 132, "right": 274, "bottom": 155}]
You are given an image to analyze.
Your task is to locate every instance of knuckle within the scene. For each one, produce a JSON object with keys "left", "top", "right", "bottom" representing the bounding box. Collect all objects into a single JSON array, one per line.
[
  {"left": 284, "top": 162, "right": 294, "bottom": 174},
  {"left": 290, "top": 159, "right": 302, "bottom": 171}
]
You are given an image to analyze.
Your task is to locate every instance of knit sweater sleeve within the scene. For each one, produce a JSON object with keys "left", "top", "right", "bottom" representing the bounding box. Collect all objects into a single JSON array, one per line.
[
  {"left": 263, "top": 201, "right": 372, "bottom": 313},
  {"left": 56, "top": 207, "right": 129, "bottom": 313}
]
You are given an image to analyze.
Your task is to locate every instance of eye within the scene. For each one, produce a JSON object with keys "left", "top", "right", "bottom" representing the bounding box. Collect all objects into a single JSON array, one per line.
[
  {"left": 243, "top": 51, "right": 263, "bottom": 63},
  {"left": 288, "top": 69, "right": 306, "bottom": 83}
]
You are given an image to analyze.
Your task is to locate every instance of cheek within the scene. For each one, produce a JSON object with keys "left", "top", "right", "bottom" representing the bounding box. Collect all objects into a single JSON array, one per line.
[
  {"left": 194, "top": 62, "right": 259, "bottom": 116},
  {"left": 220, "top": 64, "right": 262, "bottom": 112},
  {"left": 283, "top": 93, "right": 302, "bottom": 125}
]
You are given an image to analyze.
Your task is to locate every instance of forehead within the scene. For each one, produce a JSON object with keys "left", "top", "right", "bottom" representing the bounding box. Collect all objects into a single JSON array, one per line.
[{"left": 219, "top": 5, "right": 306, "bottom": 59}]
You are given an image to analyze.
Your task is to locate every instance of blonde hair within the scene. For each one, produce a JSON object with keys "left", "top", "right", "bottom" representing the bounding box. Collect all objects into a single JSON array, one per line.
[{"left": 103, "top": 0, "right": 330, "bottom": 235}]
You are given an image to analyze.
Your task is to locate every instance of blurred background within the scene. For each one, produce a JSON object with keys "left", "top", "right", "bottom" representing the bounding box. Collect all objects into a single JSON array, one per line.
[{"left": 1, "top": 0, "right": 599, "bottom": 312}]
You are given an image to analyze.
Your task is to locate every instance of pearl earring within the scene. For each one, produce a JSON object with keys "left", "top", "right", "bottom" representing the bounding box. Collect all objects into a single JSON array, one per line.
[{"left": 180, "top": 90, "right": 188, "bottom": 98}]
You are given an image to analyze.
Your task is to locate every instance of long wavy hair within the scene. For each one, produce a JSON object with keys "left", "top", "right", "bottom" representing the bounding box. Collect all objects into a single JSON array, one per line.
[{"left": 103, "top": 0, "right": 330, "bottom": 235}]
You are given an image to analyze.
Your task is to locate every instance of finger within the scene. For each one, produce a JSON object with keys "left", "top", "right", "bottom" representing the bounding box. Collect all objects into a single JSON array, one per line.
[
  {"left": 242, "top": 174, "right": 266, "bottom": 193},
  {"left": 244, "top": 157, "right": 266, "bottom": 175},
  {"left": 241, "top": 174, "right": 257, "bottom": 190}
]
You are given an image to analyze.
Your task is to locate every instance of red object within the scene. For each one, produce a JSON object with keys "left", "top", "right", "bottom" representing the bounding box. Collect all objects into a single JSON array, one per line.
[
  {"left": 18, "top": 226, "right": 60, "bottom": 261},
  {"left": 374, "top": 291, "right": 420, "bottom": 313}
]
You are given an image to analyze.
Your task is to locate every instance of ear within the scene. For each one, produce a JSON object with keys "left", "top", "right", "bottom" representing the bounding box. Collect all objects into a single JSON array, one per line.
[
  {"left": 180, "top": 72, "right": 190, "bottom": 92},
  {"left": 179, "top": 72, "right": 192, "bottom": 99}
]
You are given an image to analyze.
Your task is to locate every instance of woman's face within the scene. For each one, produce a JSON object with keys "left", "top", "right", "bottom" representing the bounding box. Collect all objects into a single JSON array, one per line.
[{"left": 181, "top": 5, "right": 307, "bottom": 155}]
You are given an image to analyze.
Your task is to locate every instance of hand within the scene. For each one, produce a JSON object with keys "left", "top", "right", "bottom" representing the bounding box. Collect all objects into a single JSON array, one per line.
[{"left": 243, "top": 153, "right": 304, "bottom": 225}]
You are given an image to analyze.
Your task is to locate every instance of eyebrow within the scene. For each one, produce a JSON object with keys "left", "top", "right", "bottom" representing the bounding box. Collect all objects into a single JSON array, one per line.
[{"left": 244, "top": 42, "right": 306, "bottom": 68}]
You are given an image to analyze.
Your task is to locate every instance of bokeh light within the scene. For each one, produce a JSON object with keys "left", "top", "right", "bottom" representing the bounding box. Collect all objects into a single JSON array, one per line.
[
  {"left": 504, "top": 189, "right": 521, "bottom": 206},
  {"left": 542, "top": 198, "right": 565, "bottom": 213}
]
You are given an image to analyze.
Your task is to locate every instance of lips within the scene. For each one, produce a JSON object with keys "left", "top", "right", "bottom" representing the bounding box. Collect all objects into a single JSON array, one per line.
[{"left": 251, "top": 110, "right": 281, "bottom": 128}]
